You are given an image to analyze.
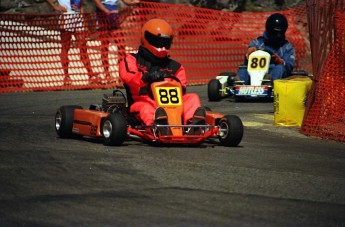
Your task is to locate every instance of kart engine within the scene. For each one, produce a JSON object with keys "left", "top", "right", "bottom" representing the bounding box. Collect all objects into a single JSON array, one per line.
[{"left": 102, "top": 90, "right": 127, "bottom": 113}]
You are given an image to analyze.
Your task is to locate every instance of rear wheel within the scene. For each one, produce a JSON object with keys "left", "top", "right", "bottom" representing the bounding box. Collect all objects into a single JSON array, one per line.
[
  {"left": 218, "top": 115, "right": 243, "bottom": 147},
  {"left": 102, "top": 113, "right": 127, "bottom": 146},
  {"left": 208, "top": 79, "right": 222, "bottom": 101},
  {"left": 55, "top": 105, "right": 83, "bottom": 138}
]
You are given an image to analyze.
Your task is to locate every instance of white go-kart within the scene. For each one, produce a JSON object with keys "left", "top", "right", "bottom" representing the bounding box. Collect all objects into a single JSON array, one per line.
[{"left": 207, "top": 50, "right": 308, "bottom": 101}]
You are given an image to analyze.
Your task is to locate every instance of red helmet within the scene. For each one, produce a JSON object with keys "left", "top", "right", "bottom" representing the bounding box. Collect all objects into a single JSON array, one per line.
[{"left": 141, "top": 19, "right": 173, "bottom": 58}]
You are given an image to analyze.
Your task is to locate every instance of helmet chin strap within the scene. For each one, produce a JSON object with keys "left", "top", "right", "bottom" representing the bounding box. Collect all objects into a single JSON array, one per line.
[
  {"left": 263, "top": 31, "right": 285, "bottom": 49},
  {"left": 139, "top": 46, "right": 168, "bottom": 63},
  {"left": 155, "top": 48, "right": 168, "bottom": 58}
]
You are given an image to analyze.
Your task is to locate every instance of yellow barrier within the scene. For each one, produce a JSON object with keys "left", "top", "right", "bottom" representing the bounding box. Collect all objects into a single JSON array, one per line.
[{"left": 274, "top": 77, "right": 312, "bottom": 127}]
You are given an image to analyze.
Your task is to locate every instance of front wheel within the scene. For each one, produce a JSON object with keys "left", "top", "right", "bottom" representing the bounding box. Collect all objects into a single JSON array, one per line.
[
  {"left": 55, "top": 105, "right": 83, "bottom": 138},
  {"left": 102, "top": 113, "right": 127, "bottom": 146},
  {"left": 208, "top": 79, "right": 222, "bottom": 101},
  {"left": 218, "top": 115, "right": 243, "bottom": 147}
]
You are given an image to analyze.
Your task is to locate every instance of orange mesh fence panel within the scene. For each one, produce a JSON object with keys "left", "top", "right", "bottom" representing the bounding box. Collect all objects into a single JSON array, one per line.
[
  {"left": 129, "top": 2, "right": 309, "bottom": 83},
  {"left": 0, "top": 10, "right": 141, "bottom": 92},
  {"left": 0, "top": 1, "right": 309, "bottom": 92},
  {"left": 301, "top": 9, "right": 345, "bottom": 142}
]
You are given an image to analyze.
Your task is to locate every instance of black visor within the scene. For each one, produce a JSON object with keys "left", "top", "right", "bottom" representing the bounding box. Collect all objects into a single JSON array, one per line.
[
  {"left": 267, "top": 27, "right": 285, "bottom": 40},
  {"left": 145, "top": 31, "right": 172, "bottom": 49}
]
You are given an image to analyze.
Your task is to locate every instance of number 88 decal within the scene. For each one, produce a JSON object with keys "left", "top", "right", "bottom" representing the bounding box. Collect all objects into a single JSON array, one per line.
[{"left": 156, "top": 88, "right": 181, "bottom": 105}]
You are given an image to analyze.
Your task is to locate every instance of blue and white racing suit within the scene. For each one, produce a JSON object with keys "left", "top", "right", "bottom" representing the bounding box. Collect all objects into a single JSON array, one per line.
[{"left": 238, "top": 32, "right": 295, "bottom": 85}]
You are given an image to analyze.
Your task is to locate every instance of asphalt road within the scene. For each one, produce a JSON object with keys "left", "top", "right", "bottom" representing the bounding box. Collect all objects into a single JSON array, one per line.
[{"left": 0, "top": 85, "right": 344, "bottom": 226}]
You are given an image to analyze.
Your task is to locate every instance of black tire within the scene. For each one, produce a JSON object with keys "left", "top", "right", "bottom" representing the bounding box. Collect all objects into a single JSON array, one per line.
[
  {"left": 218, "top": 115, "right": 243, "bottom": 147},
  {"left": 208, "top": 79, "right": 222, "bottom": 101},
  {"left": 55, "top": 105, "right": 83, "bottom": 138},
  {"left": 102, "top": 113, "right": 127, "bottom": 146}
]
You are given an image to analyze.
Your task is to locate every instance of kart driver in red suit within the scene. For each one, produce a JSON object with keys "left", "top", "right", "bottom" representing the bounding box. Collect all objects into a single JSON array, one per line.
[{"left": 119, "top": 18, "right": 206, "bottom": 127}]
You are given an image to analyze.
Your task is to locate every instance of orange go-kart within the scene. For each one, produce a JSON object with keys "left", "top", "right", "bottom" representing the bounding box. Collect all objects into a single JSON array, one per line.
[{"left": 55, "top": 76, "right": 243, "bottom": 146}]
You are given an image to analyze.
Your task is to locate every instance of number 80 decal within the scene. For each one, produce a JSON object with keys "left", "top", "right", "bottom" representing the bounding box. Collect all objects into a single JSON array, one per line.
[
  {"left": 248, "top": 55, "right": 269, "bottom": 71},
  {"left": 155, "top": 87, "right": 182, "bottom": 105}
]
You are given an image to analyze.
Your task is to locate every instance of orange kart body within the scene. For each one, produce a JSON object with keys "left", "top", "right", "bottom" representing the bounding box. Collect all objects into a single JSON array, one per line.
[
  {"left": 72, "top": 109, "right": 108, "bottom": 137},
  {"left": 70, "top": 104, "right": 225, "bottom": 144},
  {"left": 55, "top": 79, "right": 243, "bottom": 146}
]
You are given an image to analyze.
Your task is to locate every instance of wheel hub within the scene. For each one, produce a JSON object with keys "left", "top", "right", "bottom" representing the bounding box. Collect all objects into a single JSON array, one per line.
[
  {"left": 103, "top": 120, "right": 112, "bottom": 138},
  {"left": 219, "top": 121, "right": 229, "bottom": 138},
  {"left": 55, "top": 111, "right": 62, "bottom": 130}
]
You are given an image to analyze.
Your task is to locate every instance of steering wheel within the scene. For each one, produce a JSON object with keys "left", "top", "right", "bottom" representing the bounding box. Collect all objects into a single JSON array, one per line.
[
  {"left": 258, "top": 48, "right": 274, "bottom": 56},
  {"left": 162, "top": 74, "right": 181, "bottom": 83},
  {"left": 148, "top": 74, "right": 182, "bottom": 99}
]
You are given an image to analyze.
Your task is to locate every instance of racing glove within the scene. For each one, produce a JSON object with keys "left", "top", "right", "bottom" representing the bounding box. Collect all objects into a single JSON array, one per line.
[
  {"left": 142, "top": 71, "right": 165, "bottom": 83},
  {"left": 245, "top": 47, "right": 257, "bottom": 59},
  {"left": 271, "top": 53, "right": 285, "bottom": 65}
]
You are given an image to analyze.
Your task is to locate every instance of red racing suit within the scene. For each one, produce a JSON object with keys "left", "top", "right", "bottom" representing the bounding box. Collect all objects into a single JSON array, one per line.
[{"left": 119, "top": 46, "right": 201, "bottom": 126}]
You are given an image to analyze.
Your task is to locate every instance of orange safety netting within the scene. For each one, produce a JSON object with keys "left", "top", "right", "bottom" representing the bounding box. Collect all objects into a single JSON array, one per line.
[
  {"left": 0, "top": 1, "right": 309, "bottom": 92},
  {"left": 301, "top": 10, "right": 345, "bottom": 142}
]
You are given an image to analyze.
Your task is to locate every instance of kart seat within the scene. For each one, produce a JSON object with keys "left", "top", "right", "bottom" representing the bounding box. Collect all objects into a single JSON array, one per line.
[
  {"left": 123, "top": 83, "right": 142, "bottom": 126},
  {"left": 123, "top": 83, "right": 134, "bottom": 109}
]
